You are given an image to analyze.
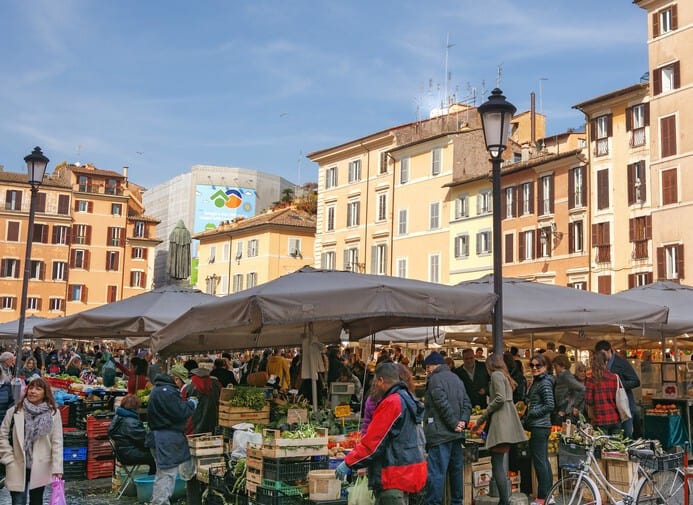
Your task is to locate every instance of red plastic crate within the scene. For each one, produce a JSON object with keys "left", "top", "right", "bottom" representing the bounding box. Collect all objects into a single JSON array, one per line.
[
  {"left": 45, "top": 377, "right": 73, "bottom": 391},
  {"left": 59, "top": 405, "right": 70, "bottom": 426},
  {"left": 86, "top": 415, "right": 110, "bottom": 439},
  {"left": 87, "top": 438, "right": 113, "bottom": 459},
  {"left": 86, "top": 459, "right": 114, "bottom": 480}
]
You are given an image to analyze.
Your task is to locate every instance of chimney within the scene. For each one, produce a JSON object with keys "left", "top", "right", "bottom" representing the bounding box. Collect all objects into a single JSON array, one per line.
[
  {"left": 123, "top": 166, "right": 129, "bottom": 179},
  {"left": 521, "top": 142, "right": 531, "bottom": 162}
]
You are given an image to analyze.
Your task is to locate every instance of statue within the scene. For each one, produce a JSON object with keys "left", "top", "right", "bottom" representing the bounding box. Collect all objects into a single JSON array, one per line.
[{"left": 167, "top": 220, "right": 191, "bottom": 281}]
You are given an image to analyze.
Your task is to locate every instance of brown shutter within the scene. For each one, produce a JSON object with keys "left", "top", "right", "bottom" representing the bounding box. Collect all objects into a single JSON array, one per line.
[
  {"left": 672, "top": 5, "right": 678, "bottom": 30},
  {"left": 501, "top": 188, "right": 507, "bottom": 219},
  {"left": 629, "top": 218, "right": 635, "bottom": 242},
  {"left": 592, "top": 223, "right": 599, "bottom": 246},
  {"left": 504, "top": 233, "right": 513, "bottom": 263},
  {"left": 597, "top": 275, "right": 612, "bottom": 294},
  {"left": 652, "top": 12, "right": 660, "bottom": 37},
  {"left": 69, "top": 251, "right": 75, "bottom": 268},
  {"left": 81, "top": 285, "right": 88, "bottom": 303},
  {"left": 512, "top": 187, "right": 518, "bottom": 217},
  {"left": 7, "top": 222, "right": 19, "bottom": 241},
  {"left": 628, "top": 274, "right": 635, "bottom": 289},
  {"left": 568, "top": 222, "right": 575, "bottom": 253},
  {"left": 653, "top": 68, "right": 662, "bottom": 95},
  {"left": 528, "top": 182, "right": 534, "bottom": 214},
  {"left": 590, "top": 119, "right": 597, "bottom": 141},
  {"left": 677, "top": 244, "right": 685, "bottom": 280},
  {"left": 661, "top": 116, "right": 677, "bottom": 157},
  {"left": 519, "top": 232, "right": 525, "bottom": 261},
  {"left": 657, "top": 247, "right": 665, "bottom": 280},
  {"left": 84, "top": 251, "right": 90, "bottom": 270},
  {"left": 549, "top": 175, "right": 555, "bottom": 214},
  {"left": 74, "top": 200, "right": 79, "bottom": 212},
  {"left": 518, "top": 186, "right": 524, "bottom": 214},
  {"left": 627, "top": 163, "right": 635, "bottom": 205},
  {"left": 119, "top": 229, "right": 126, "bottom": 247},
  {"left": 641, "top": 162, "right": 647, "bottom": 202},
  {"left": 673, "top": 61, "right": 681, "bottom": 89},
  {"left": 143, "top": 248, "right": 148, "bottom": 260},
  {"left": 35, "top": 193, "right": 46, "bottom": 213},
  {"left": 568, "top": 170, "right": 575, "bottom": 210},
  {"left": 57, "top": 195, "right": 69, "bottom": 215},
  {"left": 597, "top": 170, "right": 609, "bottom": 210},
  {"left": 606, "top": 114, "right": 613, "bottom": 137},
  {"left": 644, "top": 103, "right": 650, "bottom": 126},
  {"left": 86, "top": 225, "right": 92, "bottom": 245},
  {"left": 88, "top": 201, "right": 94, "bottom": 213},
  {"left": 141, "top": 272, "right": 147, "bottom": 288},
  {"left": 645, "top": 215, "right": 652, "bottom": 240},
  {"left": 538, "top": 178, "right": 544, "bottom": 215},
  {"left": 625, "top": 107, "right": 632, "bottom": 131},
  {"left": 40, "top": 261, "right": 45, "bottom": 281}
]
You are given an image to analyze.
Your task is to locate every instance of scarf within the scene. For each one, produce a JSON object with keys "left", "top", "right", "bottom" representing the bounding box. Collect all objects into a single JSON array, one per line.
[
  {"left": 191, "top": 375, "right": 212, "bottom": 395},
  {"left": 23, "top": 399, "right": 53, "bottom": 468}
]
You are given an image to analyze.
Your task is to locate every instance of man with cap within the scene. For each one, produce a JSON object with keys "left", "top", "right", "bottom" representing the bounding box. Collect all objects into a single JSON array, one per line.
[
  {"left": 147, "top": 368, "right": 197, "bottom": 505},
  {"left": 423, "top": 351, "right": 472, "bottom": 505}
]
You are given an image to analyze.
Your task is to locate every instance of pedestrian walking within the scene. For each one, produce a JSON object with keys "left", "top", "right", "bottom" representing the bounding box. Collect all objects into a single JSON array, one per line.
[
  {"left": 552, "top": 354, "right": 585, "bottom": 426},
  {"left": 585, "top": 351, "right": 620, "bottom": 434}
]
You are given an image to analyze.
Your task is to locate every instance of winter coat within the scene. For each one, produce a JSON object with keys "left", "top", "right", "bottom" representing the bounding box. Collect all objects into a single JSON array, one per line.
[
  {"left": 0, "top": 382, "right": 14, "bottom": 423},
  {"left": 480, "top": 371, "right": 528, "bottom": 449},
  {"left": 0, "top": 405, "right": 63, "bottom": 492},
  {"left": 266, "top": 355, "right": 291, "bottom": 390},
  {"left": 524, "top": 372, "right": 555, "bottom": 429},
  {"left": 345, "top": 382, "right": 427, "bottom": 494},
  {"left": 608, "top": 354, "right": 640, "bottom": 409},
  {"left": 108, "top": 406, "right": 150, "bottom": 464},
  {"left": 423, "top": 364, "right": 471, "bottom": 449},
  {"left": 454, "top": 361, "right": 490, "bottom": 408},
  {"left": 553, "top": 369, "right": 585, "bottom": 423},
  {"left": 182, "top": 377, "right": 221, "bottom": 434},
  {"left": 146, "top": 374, "right": 195, "bottom": 469}
]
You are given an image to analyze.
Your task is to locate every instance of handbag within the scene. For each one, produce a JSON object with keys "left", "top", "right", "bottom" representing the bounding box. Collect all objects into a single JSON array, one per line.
[{"left": 615, "top": 375, "right": 632, "bottom": 421}]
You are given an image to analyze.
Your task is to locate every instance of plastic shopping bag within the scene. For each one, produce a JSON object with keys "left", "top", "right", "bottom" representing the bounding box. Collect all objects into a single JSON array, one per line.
[
  {"left": 50, "top": 477, "right": 66, "bottom": 505},
  {"left": 348, "top": 475, "right": 374, "bottom": 505}
]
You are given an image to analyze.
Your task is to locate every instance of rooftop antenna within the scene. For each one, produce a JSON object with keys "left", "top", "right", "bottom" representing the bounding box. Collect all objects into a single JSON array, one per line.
[
  {"left": 444, "top": 33, "right": 455, "bottom": 108},
  {"left": 496, "top": 64, "right": 503, "bottom": 88}
]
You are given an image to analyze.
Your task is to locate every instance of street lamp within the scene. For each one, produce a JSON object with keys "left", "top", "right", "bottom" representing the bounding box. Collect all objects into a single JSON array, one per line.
[
  {"left": 478, "top": 89, "right": 516, "bottom": 355},
  {"left": 15, "top": 147, "right": 49, "bottom": 373}
]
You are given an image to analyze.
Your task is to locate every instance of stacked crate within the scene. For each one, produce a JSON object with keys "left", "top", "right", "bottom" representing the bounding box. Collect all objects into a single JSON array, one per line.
[
  {"left": 63, "top": 430, "right": 88, "bottom": 481},
  {"left": 86, "top": 414, "right": 115, "bottom": 479}
]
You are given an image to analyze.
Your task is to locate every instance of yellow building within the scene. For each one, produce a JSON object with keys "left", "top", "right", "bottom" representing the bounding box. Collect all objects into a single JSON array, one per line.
[{"left": 194, "top": 206, "right": 316, "bottom": 295}]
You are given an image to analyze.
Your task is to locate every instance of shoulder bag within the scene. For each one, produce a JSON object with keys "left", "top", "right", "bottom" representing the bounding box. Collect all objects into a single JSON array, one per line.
[{"left": 615, "top": 375, "right": 632, "bottom": 421}]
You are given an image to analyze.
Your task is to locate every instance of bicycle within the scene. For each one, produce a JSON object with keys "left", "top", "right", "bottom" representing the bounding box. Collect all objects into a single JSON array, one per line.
[{"left": 546, "top": 427, "right": 687, "bottom": 505}]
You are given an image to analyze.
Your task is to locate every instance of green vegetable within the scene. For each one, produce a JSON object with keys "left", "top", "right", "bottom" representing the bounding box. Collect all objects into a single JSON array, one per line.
[{"left": 228, "top": 387, "right": 267, "bottom": 411}]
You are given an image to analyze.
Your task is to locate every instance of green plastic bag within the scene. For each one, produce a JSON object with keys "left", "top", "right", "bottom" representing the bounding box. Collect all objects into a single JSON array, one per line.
[{"left": 348, "top": 475, "right": 375, "bottom": 505}]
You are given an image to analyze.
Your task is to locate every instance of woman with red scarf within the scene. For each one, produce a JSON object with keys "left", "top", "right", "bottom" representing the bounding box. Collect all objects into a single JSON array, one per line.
[{"left": 115, "top": 357, "right": 150, "bottom": 394}]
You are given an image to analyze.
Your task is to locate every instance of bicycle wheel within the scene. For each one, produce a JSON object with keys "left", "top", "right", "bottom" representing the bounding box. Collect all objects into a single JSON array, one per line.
[
  {"left": 546, "top": 475, "right": 600, "bottom": 505},
  {"left": 635, "top": 469, "right": 684, "bottom": 505}
]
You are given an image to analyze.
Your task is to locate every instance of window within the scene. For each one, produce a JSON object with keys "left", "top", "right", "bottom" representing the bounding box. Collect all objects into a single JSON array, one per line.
[
  {"left": 289, "top": 238, "right": 302, "bottom": 258},
  {"left": 130, "top": 271, "right": 146, "bottom": 288},
  {"left": 630, "top": 216, "right": 652, "bottom": 260},
  {"left": 348, "top": 159, "right": 361, "bottom": 183},
  {"left": 429, "top": 202, "right": 440, "bottom": 230},
  {"left": 596, "top": 169, "right": 610, "bottom": 210},
  {"left": 569, "top": 166, "right": 586, "bottom": 209},
  {"left": 660, "top": 115, "right": 677, "bottom": 158},
  {"left": 627, "top": 104, "right": 649, "bottom": 147},
  {"left": 400, "top": 157, "right": 410, "bottom": 184},
  {"left": 504, "top": 233, "right": 514, "bottom": 263},
  {"left": 105, "top": 178, "right": 119, "bottom": 195},
  {"left": 592, "top": 222, "right": 611, "bottom": 263},
  {"left": 1, "top": 259, "right": 20, "bottom": 278},
  {"left": 538, "top": 175, "right": 554, "bottom": 216},
  {"left": 455, "top": 194, "right": 469, "bottom": 219},
  {"left": 347, "top": 201, "right": 360, "bottom": 227},
  {"left": 73, "top": 224, "right": 91, "bottom": 245},
  {"left": 653, "top": 6, "right": 678, "bottom": 37},
  {"left": 247, "top": 239, "right": 258, "bottom": 257},
  {"left": 30, "top": 260, "right": 44, "bottom": 280},
  {"left": 235, "top": 241, "right": 243, "bottom": 260},
  {"left": 538, "top": 227, "right": 551, "bottom": 258},
  {"left": 52, "top": 225, "right": 70, "bottom": 245},
  {"left": 658, "top": 244, "right": 684, "bottom": 281},
  {"left": 68, "top": 284, "right": 86, "bottom": 302},
  {"left": 107, "top": 227, "right": 123, "bottom": 247},
  {"left": 246, "top": 272, "right": 258, "bottom": 289},
  {"left": 476, "top": 231, "right": 492, "bottom": 255},
  {"left": 431, "top": 148, "right": 442, "bottom": 176},
  {"left": 5, "top": 190, "right": 22, "bottom": 211},
  {"left": 379, "top": 151, "right": 389, "bottom": 174},
  {"left": 654, "top": 62, "right": 680, "bottom": 95},
  {"left": 519, "top": 182, "right": 534, "bottom": 215},
  {"left": 232, "top": 274, "right": 243, "bottom": 292},
  {"left": 325, "top": 167, "right": 337, "bottom": 189},
  {"left": 106, "top": 251, "right": 120, "bottom": 271},
  {"left": 222, "top": 243, "right": 230, "bottom": 262},
  {"left": 519, "top": 230, "right": 535, "bottom": 261},
  {"left": 628, "top": 161, "right": 647, "bottom": 205},
  {"left": 597, "top": 276, "right": 612, "bottom": 295},
  {"left": 478, "top": 190, "right": 492, "bottom": 215},
  {"left": 32, "top": 223, "right": 48, "bottom": 243},
  {"left": 111, "top": 203, "right": 122, "bottom": 216},
  {"left": 49, "top": 298, "right": 63, "bottom": 312},
  {"left": 52, "top": 261, "right": 67, "bottom": 281},
  {"left": 107, "top": 286, "right": 118, "bottom": 303},
  {"left": 27, "top": 297, "right": 40, "bottom": 311},
  {"left": 35, "top": 193, "right": 46, "bottom": 213},
  {"left": 376, "top": 193, "right": 387, "bottom": 221},
  {"left": 57, "top": 195, "right": 70, "bottom": 215},
  {"left": 132, "top": 247, "right": 146, "bottom": 260},
  {"left": 220, "top": 275, "right": 229, "bottom": 294},
  {"left": 77, "top": 175, "right": 90, "bottom": 192},
  {"left": 344, "top": 247, "right": 360, "bottom": 272},
  {"left": 372, "top": 244, "right": 387, "bottom": 275},
  {"left": 568, "top": 282, "right": 587, "bottom": 290},
  {"left": 326, "top": 206, "right": 335, "bottom": 232},
  {"left": 134, "top": 221, "right": 146, "bottom": 238},
  {"left": 6, "top": 221, "right": 19, "bottom": 242},
  {"left": 503, "top": 187, "right": 515, "bottom": 219},
  {"left": 454, "top": 234, "right": 469, "bottom": 259},
  {"left": 321, "top": 251, "right": 336, "bottom": 270},
  {"left": 1, "top": 297, "right": 16, "bottom": 310},
  {"left": 76, "top": 200, "right": 91, "bottom": 213},
  {"left": 429, "top": 254, "right": 440, "bottom": 283},
  {"left": 204, "top": 276, "right": 216, "bottom": 295},
  {"left": 569, "top": 221, "right": 584, "bottom": 254},
  {"left": 662, "top": 168, "right": 678, "bottom": 205},
  {"left": 396, "top": 258, "right": 407, "bottom": 278},
  {"left": 71, "top": 249, "right": 88, "bottom": 269},
  {"left": 628, "top": 272, "right": 653, "bottom": 288},
  {"left": 398, "top": 209, "right": 407, "bottom": 235},
  {"left": 592, "top": 115, "right": 612, "bottom": 156}
]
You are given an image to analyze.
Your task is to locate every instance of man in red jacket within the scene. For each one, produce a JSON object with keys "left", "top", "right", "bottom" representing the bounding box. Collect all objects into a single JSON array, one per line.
[{"left": 335, "top": 362, "right": 426, "bottom": 504}]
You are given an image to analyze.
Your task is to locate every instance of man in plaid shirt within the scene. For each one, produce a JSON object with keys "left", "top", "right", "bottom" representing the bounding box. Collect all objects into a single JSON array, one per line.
[{"left": 585, "top": 351, "right": 620, "bottom": 433}]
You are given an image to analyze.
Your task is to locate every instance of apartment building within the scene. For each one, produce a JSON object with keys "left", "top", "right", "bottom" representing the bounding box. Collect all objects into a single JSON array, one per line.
[
  {"left": 574, "top": 84, "right": 652, "bottom": 293},
  {"left": 0, "top": 162, "right": 160, "bottom": 323},
  {"left": 194, "top": 206, "right": 316, "bottom": 295}
]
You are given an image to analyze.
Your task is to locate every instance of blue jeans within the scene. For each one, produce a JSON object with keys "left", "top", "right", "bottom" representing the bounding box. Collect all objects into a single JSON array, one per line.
[
  {"left": 427, "top": 440, "right": 464, "bottom": 505},
  {"left": 529, "top": 427, "right": 553, "bottom": 499}
]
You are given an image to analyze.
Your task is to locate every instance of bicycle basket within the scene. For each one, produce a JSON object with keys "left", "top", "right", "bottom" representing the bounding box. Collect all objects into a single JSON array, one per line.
[
  {"left": 558, "top": 441, "right": 589, "bottom": 468},
  {"left": 637, "top": 451, "right": 683, "bottom": 471}
]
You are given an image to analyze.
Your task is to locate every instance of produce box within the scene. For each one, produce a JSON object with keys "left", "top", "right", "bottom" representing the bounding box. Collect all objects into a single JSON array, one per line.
[
  {"left": 260, "top": 427, "right": 328, "bottom": 458},
  {"left": 196, "top": 456, "right": 226, "bottom": 484},
  {"left": 187, "top": 434, "right": 224, "bottom": 456},
  {"left": 606, "top": 460, "right": 637, "bottom": 493},
  {"left": 218, "top": 404, "right": 270, "bottom": 427}
]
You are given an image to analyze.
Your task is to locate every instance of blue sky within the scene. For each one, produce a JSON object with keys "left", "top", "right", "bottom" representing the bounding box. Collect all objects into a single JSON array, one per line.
[{"left": 1, "top": 1, "right": 647, "bottom": 189}]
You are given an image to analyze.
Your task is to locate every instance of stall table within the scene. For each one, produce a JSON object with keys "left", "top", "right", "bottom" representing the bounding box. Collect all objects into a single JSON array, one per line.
[{"left": 651, "top": 397, "right": 692, "bottom": 451}]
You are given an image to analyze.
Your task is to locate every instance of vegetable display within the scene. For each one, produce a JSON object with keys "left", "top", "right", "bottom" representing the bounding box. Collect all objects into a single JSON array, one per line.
[{"left": 227, "top": 387, "right": 267, "bottom": 411}]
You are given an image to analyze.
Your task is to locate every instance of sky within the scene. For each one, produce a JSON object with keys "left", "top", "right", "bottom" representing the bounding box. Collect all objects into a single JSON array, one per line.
[{"left": 0, "top": 1, "right": 648, "bottom": 190}]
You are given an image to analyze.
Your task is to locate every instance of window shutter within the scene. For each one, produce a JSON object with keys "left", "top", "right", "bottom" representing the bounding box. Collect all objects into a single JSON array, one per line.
[
  {"left": 476, "top": 234, "right": 482, "bottom": 255},
  {"left": 661, "top": 116, "right": 677, "bottom": 157},
  {"left": 677, "top": 244, "right": 685, "bottom": 280},
  {"left": 644, "top": 103, "right": 650, "bottom": 126},
  {"left": 66, "top": 227, "right": 71, "bottom": 245},
  {"left": 645, "top": 215, "right": 652, "bottom": 240},
  {"left": 115, "top": 251, "right": 120, "bottom": 269},
  {"left": 81, "top": 286, "right": 88, "bottom": 303},
  {"left": 652, "top": 12, "right": 660, "bottom": 37},
  {"left": 629, "top": 218, "right": 635, "bottom": 242},
  {"left": 549, "top": 176, "right": 555, "bottom": 214},
  {"left": 500, "top": 189, "right": 507, "bottom": 218},
  {"left": 673, "top": 61, "right": 681, "bottom": 89},
  {"left": 641, "top": 162, "right": 647, "bottom": 202},
  {"left": 672, "top": 5, "right": 678, "bottom": 30},
  {"left": 142, "top": 272, "right": 147, "bottom": 288},
  {"left": 568, "top": 222, "right": 575, "bottom": 254},
  {"left": 597, "top": 170, "right": 609, "bottom": 210},
  {"left": 528, "top": 183, "right": 534, "bottom": 214},
  {"left": 7, "top": 222, "right": 19, "bottom": 242},
  {"left": 120, "top": 229, "right": 126, "bottom": 247},
  {"left": 590, "top": 119, "right": 597, "bottom": 141},
  {"left": 40, "top": 261, "right": 45, "bottom": 281},
  {"left": 518, "top": 186, "right": 524, "bottom": 214},
  {"left": 627, "top": 163, "right": 635, "bottom": 205},
  {"left": 512, "top": 187, "right": 518, "bottom": 217},
  {"left": 537, "top": 178, "right": 545, "bottom": 215},
  {"left": 370, "top": 246, "right": 377, "bottom": 274},
  {"left": 58, "top": 195, "right": 69, "bottom": 215},
  {"left": 74, "top": 200, "right": 79, "bottom": 212},
  {"left": 625, "top": 107, "right": 632, "bottom": 131},
  {"left": 107, "top": 227, "right": 113, "bottom": 246},
  {"left": 84, "top": 251, "right": 90, "bottom": 270},
  {"left": 519, "top": 232, "right": 525, "bottom": 261},
  {"left": 628, "top": 274, "right": 635, "bottom": 289},
  {"left": 69, "top": 251, "right": 75, "bottom": 268},
  {"left": 51, "top": 226, "right": 58, "bottom": 244},
  {"left": 598, "top": 275, "right": 611, "bottom": 294},
  {"left": 477, "top": 194, "right": 482, "bottom": 215},
  {"left": 88, "top": 201, "right": 94, "bottom": 213},
  {"left": 568, "top": 170, "right": 575, "bottom": 210},
  {"left": 504, "top": 233, "right": 513, "bottom": 263},
  {"left": 606, "top": 114, "right": 613, "bottom": 137},
  {"left": 592, "top": 223, "right": 599, "bottom": 246},
  {"left": 35, "top": 193, "right": 46, "bottom": 213},
  {"left": 653, "top": 68, "right": 662, "bottom": 95},
  {"left": 656, "top": 247, "right": 665, "bottom": 280}
]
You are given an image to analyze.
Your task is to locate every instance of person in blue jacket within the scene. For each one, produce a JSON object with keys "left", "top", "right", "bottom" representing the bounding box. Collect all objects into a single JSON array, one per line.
[{"left": 147, "top": 372, "right": 196, "bottom": 505}]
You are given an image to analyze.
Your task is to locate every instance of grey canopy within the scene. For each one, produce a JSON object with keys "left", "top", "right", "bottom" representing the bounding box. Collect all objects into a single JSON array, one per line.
[
  {"left": 0, "top": 315, "right": 54, "bottom": 338},
  {"left": 151, "top": 266, "right": 498, "bottom": 354}
]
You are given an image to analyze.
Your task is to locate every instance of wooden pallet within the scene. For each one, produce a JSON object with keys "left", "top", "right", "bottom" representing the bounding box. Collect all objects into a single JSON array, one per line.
[
  {"left": 187, "top": 434, "right": 224, "bottom": 456},
  {"left": 217, "top": 404, "right": 270, "bottom": 427}
]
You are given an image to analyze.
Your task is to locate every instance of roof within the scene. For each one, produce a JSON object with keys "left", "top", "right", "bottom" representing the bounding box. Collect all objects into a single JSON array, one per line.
[
  {"left": 128, "top": 214, "right": 160, "bottom": 223},
  {"left": 193, "top": 206, "right": 316, "bottom": 239},
  {"left": 0, "top": 170, "right": 71, "bottom": 189},
  {"left": 68, "top": 164, "right": 126, "bottom": 179},
  {"left": 573, "top": 82, "right": 648, "bottom": 110}
]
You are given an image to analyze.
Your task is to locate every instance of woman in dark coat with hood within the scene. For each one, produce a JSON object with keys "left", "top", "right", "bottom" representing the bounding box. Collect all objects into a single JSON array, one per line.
[{"left": 108, "top": 394, "right": 155, "bottom": 474}]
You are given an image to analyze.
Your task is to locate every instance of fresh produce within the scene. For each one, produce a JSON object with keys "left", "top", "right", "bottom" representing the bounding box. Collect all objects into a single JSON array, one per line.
[
  {"left": 227, "top": 387, "right": 267, "bottom": 411},
  {"left": 136, "top": 385, "right": 153, "bottom": 405},
  {"left": 279, "top": 424, "right": 320, "bottom": 439}
]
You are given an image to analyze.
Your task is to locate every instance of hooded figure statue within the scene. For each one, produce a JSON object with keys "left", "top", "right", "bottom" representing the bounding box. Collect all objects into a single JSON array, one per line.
[{"left": 167, "top": 220, "right": 191, "bottom": 281}]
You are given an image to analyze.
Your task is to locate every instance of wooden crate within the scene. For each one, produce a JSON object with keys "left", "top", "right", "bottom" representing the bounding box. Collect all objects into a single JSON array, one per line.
[
  {"left": 195, "top": 456, "right": 225, "bottom": 483},
  {"left": 187, "top": 434, "right": 224, "bottom": 456},
  {"left": 217, "top": 404, "right": 270, "bottom": 427},
  {"left": 259, "top": 427, "right": 329, "bottom": 458}
]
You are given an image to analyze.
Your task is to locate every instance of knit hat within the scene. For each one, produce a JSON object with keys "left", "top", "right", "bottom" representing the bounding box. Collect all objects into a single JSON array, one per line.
[
  {"left": 424, "top": 351, "right": 446, "bottom": 366},
  {"left": 169, "top": 364, "right": 189, "bottom": 382},
  {"left": 190, "top": 367, "right": 210, "bottom": 378}
]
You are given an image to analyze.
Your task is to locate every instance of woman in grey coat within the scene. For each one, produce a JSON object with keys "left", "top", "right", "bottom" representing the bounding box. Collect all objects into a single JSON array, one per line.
[
  {"left": 473, "top": 354, "right": 527, "bottom": 505},
  {"left": 552, "top": 354, "right": 585, "bottom": 426}
]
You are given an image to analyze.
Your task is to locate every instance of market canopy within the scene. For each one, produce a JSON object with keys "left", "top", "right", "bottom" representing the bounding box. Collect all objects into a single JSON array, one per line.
[
  {"left": 33, "top": 285, "right": 218, "bottom": 341},
  {"left": 453, "top": 275, "right": 669, "bottom": 335},
  {"left": 0, "top": 315, "right": 55, "bottom": 338},
  {"left": 151, "top": 266, "right": 498, "bottom": 355}
]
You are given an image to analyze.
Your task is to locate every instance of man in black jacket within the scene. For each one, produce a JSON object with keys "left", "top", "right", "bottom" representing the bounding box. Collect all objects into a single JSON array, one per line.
[
  {"left": 454, "top": 348, "right": 490, "bottom": 408},
  {"left": 595, "top": 340, "right": 641, "bottom": 437}
]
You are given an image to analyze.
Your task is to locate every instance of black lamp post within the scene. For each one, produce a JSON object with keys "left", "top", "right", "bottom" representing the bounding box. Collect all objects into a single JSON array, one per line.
[
  {"left": 16, "top": 147, "right": 49, "bottom": 373},
  {"left": 478, "top": 89, "right": 516, "bottom": 355}
]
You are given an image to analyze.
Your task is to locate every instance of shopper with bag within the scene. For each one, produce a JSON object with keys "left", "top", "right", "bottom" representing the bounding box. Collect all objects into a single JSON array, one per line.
[
  {"left": 552, "top": 354, "right": 585, "bottom": 426},
  {"left": 585, "top": 351, "right": 621, "bottom": 434},
  {"left": 0, "top": 377, "right": 63, "bottom": 505}
]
